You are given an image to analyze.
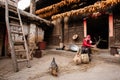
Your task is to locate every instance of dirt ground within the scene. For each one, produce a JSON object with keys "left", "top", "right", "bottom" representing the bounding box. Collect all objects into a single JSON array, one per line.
[{"left": 0, "top": 49, "right": 120, "bottom": 80}]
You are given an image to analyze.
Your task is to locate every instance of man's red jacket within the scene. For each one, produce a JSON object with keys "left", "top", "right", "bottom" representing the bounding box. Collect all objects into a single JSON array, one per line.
[{"left": 82, "top": 39, "right": 91, "bottom": 47}]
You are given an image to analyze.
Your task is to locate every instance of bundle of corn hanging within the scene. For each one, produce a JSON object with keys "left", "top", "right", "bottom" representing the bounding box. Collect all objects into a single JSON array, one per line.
[
  {"left": 36, "top": 0, "right": 80, "bottom": 14},
  {"left": 35, "top": 0, "right": 80, "bottom": 18},
  {"left": 52, "top": 0, "right": 120, "bottom": 20}
]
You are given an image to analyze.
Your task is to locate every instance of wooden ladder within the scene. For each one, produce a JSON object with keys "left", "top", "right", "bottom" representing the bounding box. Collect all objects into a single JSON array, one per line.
[{"left": 5, "top": 0, "right": 31, "bottom": 72}]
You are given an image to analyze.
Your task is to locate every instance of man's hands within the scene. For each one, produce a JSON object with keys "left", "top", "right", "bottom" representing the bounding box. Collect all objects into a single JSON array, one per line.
[{"left": 91, "top": 45, "right": 96, "bottom": 48}]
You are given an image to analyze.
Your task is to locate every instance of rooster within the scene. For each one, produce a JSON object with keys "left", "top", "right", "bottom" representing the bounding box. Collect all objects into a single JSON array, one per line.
[{"left": 49, "top": 57, "right": 58, "bottom": 76}]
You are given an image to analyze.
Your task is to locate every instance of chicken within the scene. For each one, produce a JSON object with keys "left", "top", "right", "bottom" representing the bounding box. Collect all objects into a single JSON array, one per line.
[{"left": 49, "top": 57, "right": 58, "bottom": 76}]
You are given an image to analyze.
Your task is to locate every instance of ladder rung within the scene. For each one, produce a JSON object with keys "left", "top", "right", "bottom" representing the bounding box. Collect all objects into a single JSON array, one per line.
[
  {"left": 9, "top": 9, "right": 17, "bottom": 13},
  {"left": 10, "top": 0, "right": 16, "bottom": 2},
  {"left": 14, "top": 41, "right": 24, "bottom": 45},
  {"left": 9, "top": 16, "right": 19, "bottom": 21},
  {"left": 8, "top": 2, "right": 17, "bottom": 9},
  {"left": 15, "top": 49, "right": 26, "bottom": 52},
  {"left": 8, "top": 4, "right": 17, "bottom": 10},
  {"left": 10, "top": 23, "right": 21, "bottom": 27},
  {"left": 11, "top": 31, "right": 23, "bottom": 35},
  {"left": 8, "top": 4, "right": 17, "bottom": 13},
  {"left": 17, "top": 59, "right": 28, "bottom": 63}
]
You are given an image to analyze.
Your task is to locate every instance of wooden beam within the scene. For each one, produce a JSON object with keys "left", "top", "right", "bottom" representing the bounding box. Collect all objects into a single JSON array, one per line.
[
  {"left": 20, "top": 10, "right": 53, "bottom": 27},
  {"left": 0, "top": 1, "right": 53, "bottom": 27}
]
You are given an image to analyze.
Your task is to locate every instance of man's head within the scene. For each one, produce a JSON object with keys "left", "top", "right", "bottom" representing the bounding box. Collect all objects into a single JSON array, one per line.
[{"left": 86, "top": 35, "right": 91, "bottom": 40}]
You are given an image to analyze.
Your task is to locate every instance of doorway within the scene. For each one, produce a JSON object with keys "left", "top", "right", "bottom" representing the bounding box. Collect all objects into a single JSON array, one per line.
[{"left": 87, "top": 14, "right": 109, "bottom": 49}]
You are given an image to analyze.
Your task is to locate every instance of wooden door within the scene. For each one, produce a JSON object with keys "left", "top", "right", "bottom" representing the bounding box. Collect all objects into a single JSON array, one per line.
[{"left": 0, "top": 24, "right": 5, "bottom": 56}]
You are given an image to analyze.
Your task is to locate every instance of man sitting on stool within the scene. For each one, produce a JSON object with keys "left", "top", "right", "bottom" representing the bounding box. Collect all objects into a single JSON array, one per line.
[{"left": 81, "top": 35, "right": 94, "bottom": 61}]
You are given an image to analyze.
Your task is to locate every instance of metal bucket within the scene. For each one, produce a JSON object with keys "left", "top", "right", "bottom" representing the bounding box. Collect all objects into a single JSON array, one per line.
[{"left": 69, "top": 44, "right": 79, "bottom": 52}]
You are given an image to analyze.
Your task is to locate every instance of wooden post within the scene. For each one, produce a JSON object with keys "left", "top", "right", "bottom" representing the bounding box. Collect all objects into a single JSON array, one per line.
[
  {"left": 83, "top": 18, "right": 87, "bottom": 37},
  {"left": 5, "top": 29, "right": 8, "bottom": 57},
  {"left": 57, "top": 18, "right": 61, "bottom": 35},
  {"left": 64, "top": 16, "right": 69, "bottom": 29},
  {"left": 28, "top": 0, "right": 37, "bottom": 59},
  {"left": 30, "top": 0, "right": 36, "bottom": 14},
  {"left": 56, "top": 18, "right": 64, "bottom": 48},
  {"left": 51, "top": 20, "right": 57, "bottom": 35},
  {"left": 109, "top": 13, "right": 113, "bottom": 37},
  {"left": 61, "top": 18, "right": 64, "bottom": 44},
  {"left": 64, "top": 16, "right": 69, "bottom": 43},
  {"left": 108, "top": 13, "right": 113, "bottom": 49},
  {"left": 29, "top": 0, "right": 36, "bottom": 45}
]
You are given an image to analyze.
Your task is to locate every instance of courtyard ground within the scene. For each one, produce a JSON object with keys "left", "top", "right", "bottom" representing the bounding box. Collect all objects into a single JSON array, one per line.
[{"left": 0, "top": 49, "right": 120, "bottom": 80}]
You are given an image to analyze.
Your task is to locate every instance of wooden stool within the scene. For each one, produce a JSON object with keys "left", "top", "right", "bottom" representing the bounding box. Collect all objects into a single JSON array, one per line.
[{"left": 110, "top": 46, "right": 119, "bottom": 55}]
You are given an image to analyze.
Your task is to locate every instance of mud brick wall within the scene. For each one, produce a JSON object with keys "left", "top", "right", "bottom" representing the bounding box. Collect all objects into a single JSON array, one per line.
[
  {"left": 113, "top": 15, "right": 120, "bottom": 46},
  {"left": 49, "top": 18, "right": 84, "bottom": 46}
]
